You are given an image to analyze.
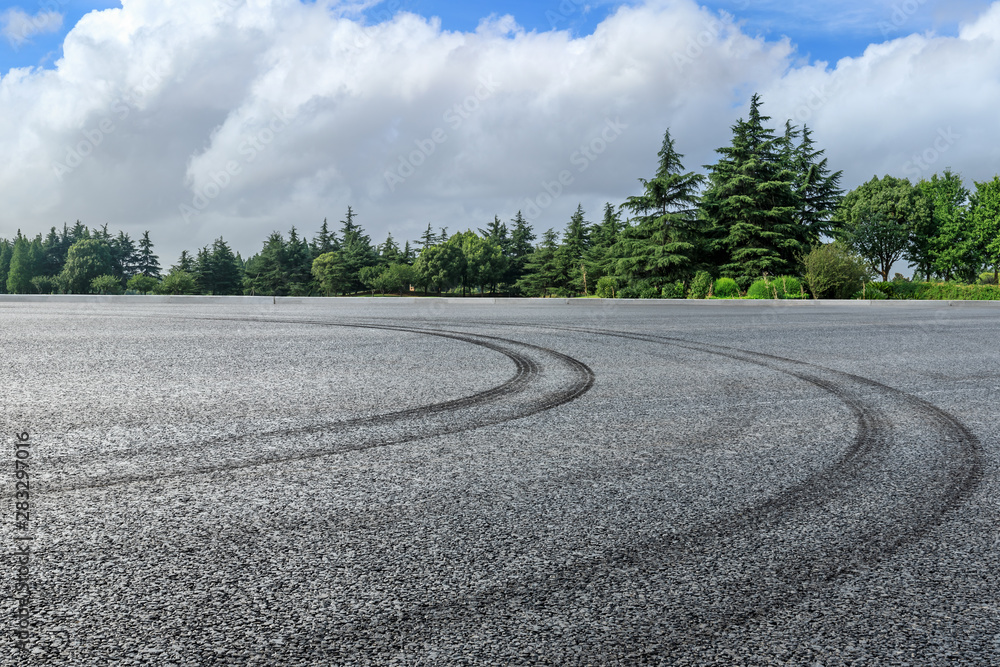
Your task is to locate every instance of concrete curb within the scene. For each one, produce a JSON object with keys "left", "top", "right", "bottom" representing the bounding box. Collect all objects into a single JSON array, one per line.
[{"left": 0, "top": 294, "right": 998, "bottom": 307}]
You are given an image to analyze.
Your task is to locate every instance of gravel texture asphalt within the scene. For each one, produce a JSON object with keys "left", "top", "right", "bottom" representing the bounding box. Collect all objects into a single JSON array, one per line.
[{"left": 1, "top": 298, "right": 998, "bottom": 665}]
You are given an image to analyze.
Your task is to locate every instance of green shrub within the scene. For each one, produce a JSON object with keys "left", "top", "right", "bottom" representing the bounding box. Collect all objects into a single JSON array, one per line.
[
  {"left": 875, "top": 280, "right": 919, "bottom": 299},
  {"left": 615, "top": 279, "right": 661, "bottom": 299},
  {"left": 853, "top": 283, "right": 887, "bottom": 300},
  {"left": 713, "top": 277, "right": 740, "bottom": 298},
  {"left": 126, "top": 274, "right": 159, "bottom": 295},
  {"left": 661, "top": 281, "right": 685, "bottom": 299},
  {"left": 775, "top": 276, "right": 803, "bottom": 298},
  {"left": 595, "top": 276, "right": 621, "bottom": 298},
  {"left": 918, "top": 282, "right": 1000, "bottom": 300},
  {"left": 803, "top": 243, "right": 868, "bottom": 299},
  {"left": 979, "top": 272, "right": 998, "bottom": 285},
  {"left": 746, "top": 279, "right": 775, "bottom": 299},
  {"left": 153, "top": 270, "right": 198, "bottom": 295},
  {"left": 30, "top": 275, "right": 56, "bottom": 294},
  {"left": 90, "top": 274, "right": 123, "bottom": 295},
  {"left": 687, "top": 271, "right": 713, "bottom": 299},
  {"left": 746, "top": 276, "right": 805, "bottom": 299}
]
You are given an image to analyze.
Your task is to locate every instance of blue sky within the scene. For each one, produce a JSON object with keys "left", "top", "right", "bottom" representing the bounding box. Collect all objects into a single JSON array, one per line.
[{"left": 1, "top": 0, "right": 992, "bottom": 74}]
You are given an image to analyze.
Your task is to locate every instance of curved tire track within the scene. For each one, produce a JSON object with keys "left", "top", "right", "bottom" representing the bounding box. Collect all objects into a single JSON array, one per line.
[
  {"left": 574, "top": 326, "right": 983, "bottom": 651},
  {"left": 49, "top": 319, "right": 594, "bottom": 494},
  {"left": 381, "top": 322, "right": 983, "bottom": 655}
]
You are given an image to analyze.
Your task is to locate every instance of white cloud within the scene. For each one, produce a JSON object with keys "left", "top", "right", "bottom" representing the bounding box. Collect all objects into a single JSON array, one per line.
[
  {"left": 2, "top": 7, "right": 63, "bottom": 48},
  {"left": 0, "top": 0, "right": 997, "bottom": 263}
]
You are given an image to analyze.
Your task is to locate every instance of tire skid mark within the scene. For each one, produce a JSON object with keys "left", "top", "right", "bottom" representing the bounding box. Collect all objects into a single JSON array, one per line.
[
  {"left": 564, "top": 326, "right": 979, "bottom": 645},
  {"left": 382, "top": 322, "right": 983, "bottom": 651},
  {"left": 42, "top": 319, "right": 594, "bottom": 495}
]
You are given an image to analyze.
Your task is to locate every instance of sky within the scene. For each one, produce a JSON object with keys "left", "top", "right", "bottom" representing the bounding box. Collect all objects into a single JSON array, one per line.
[{"left": 0, "top": 0, "right": 997, "bottom": 265}]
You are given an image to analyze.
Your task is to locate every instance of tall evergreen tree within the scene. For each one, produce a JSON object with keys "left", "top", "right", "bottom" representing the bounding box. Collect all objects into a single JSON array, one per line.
[
  {"left": 69, "top": 221, "right": 89, "bottom": 244},
  {"left": 41, "top": 227, "right": 67, "bottom": 277},
  {"left": 792, "top": 125, "right": 844, "bottom": 243},
  {"left": 136, "top": 231, "right": 161, "bottom": 278},
  {"left": 611, "top": 129, "right": 705, "bottom": 286},
  {"left": 192, "top": 247, "right": 212, "bottom": 293},
  {"left": 285, "top": 227, "right": 313, "bottom": 293},
  {"left": 0, "top": 240, "right": 12, "bottom": 294},
  {"left": 480, "top": 216, "right": 512, "bottom": 256},
  {"left": 700, "top": 94, "right": 803, "bottom": 288},
  {"left": 507, "top": 211, "right": 536, "bottom": 291},
  {"left": 109, "top": 231, "right": 139, "bottom": 282},
  {"left": 583, "top": 202, "right": 624, "bottom": 285},
  {"left": 555, "top": 204, "right": 591, "bottom": 294},
  {"left": 173, "top": 250, "right": 195, "bottom": 273},
  {"left": 515, "top": 228, "right": 561, "bottom": 297},
  {"left": 204, "top": 238, "right": 243, "bottom": 295},
  {"left": 311, "top": 218, "right": 338, "bottom": 256},
  {"left": 419, "top": 224, "right": 437, "bottom": 252},
  {"left": 6, "top": 234, "right": 36, "bottom": 294},
  {"left": 379, "top": 232, "right": 401, "bottom": 264},
  {"left": 244, "top": 232, "right": 289, "bottom": 296},
  {"left": 338, "top": 207, "right": 377, "bottom": 293}
]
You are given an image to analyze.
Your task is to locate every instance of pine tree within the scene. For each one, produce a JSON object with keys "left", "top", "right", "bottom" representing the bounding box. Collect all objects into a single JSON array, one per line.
[
  {"left": 507, "top": 211, "right": 536, "bottom": 291},
  {"left": 286, "top": 227, "right": 313, "bottom": 294},
  {"left": 193, "top": 247, "right": 211, "bottom": 293},
  {"left": 584, "top": 202, "right": 623, "bottom": 286},
  {"left": 6, "top": 234, "right": 36, "bottom": 294},
  {"left": 136, "top": 231, "right": 161, "bottom": 278},
  {"left": 205, "top": 238, "right": 243, "bottom": 295},
  {"left": 244, "top": 232, "right": 289, "bottom": 296},
  {"left": 419, "top": 224, "right": 437, "bottom": 251},
  {"left": 173, "top": 250, "right": 195, "bottom": 273},
  {"left": 69, "top": 221, "right": 89, "bottom": 243},
  {"left": 792, "top": 125, "right": 843, "bottom": 244},
  {"left": 312, "top": 218, "right": 338, "bottom": 256},
  {"left": 41, "top": 227, "right": 66, "bottom": 277},
  {"left": 610, "top": 129, "right": 705, "bottom": 285},
  {"left": 480, "top": 216, "right": 511, "bottom": 255},
  {"left": 700, "top": 94, "right": 803, "bottom": 288},
  {"left": 0, "top": 240, "right": 12, "bottom": 294},
  {"left": 109, "top": 231, "right": 138, "bottom": 282},
  {"left": 516, "top": 229, "right": 561, "bottom": 297},
  {"left": 379, "top": 232, "right": 401, "bottom": 264},
  {"left": 339, "top": 207, "right": 377, "bottom": 293},
  {"left": 554, "top": 204, "right": 590, "bottom": 294}
]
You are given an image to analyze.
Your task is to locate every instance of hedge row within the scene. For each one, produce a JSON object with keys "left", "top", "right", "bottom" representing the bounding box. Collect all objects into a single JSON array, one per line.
[{"left": 871, "top": 282, "right": 1000, "bottom": 301}]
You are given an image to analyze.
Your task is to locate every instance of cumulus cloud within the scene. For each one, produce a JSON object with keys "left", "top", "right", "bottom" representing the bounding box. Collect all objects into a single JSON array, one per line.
[
  {"left": 0, "top": 0, "right": 997, "bottom": 263},
  {"left": 2, "top": 7, "right": 63, "bottom": 47}
]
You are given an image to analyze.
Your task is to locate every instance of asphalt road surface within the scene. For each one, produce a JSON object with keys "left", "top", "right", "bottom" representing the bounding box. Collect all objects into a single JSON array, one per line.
[{"left": 2, "top": 298, "right": 998, "bottom": 665}]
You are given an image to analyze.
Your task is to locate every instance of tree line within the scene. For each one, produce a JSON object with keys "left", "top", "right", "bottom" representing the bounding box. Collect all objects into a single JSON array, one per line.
[{"left": 1, "top": 93, "right": 998, "bottom": 298}]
